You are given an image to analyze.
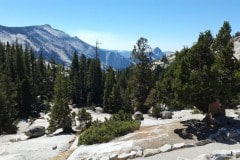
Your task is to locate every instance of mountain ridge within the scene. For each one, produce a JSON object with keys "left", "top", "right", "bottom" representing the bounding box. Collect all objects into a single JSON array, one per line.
[{"left": 0, "top": 24, "right": 167, "bottom": 69}]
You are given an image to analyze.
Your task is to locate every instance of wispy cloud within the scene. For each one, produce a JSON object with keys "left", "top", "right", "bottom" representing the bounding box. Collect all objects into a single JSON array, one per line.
[{"left": 75, "top": 30, "right": 134, "bottom": 51}]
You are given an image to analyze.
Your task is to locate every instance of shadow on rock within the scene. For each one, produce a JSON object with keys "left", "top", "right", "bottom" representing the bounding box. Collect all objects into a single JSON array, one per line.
[
  {"left": 174, "top": 117, "right": 240, "bottom": 144},
  {"left": 174, "top": 119, "right": 218, "bottom": 140}
]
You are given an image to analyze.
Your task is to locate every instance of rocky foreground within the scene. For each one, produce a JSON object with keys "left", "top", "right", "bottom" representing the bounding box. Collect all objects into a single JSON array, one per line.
[{"left": 1, "top": 109, "right": 240, "bottom": 160}]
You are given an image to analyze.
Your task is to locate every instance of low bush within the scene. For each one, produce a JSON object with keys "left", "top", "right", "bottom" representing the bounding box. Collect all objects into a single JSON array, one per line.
[{"left": 78, "top": 112, "right": 140, "bottom": 145}]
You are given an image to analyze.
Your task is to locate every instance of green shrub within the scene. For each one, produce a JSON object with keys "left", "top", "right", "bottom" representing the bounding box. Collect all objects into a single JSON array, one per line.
[
  {"left": 78, "top": 112, "right": 140, "bottom": 145},
  {"left": 110, "top": 110, "right": 132, "bottom": 121},
  {"left": 77, "top": 108, "right": 92, "bottom": 127}
]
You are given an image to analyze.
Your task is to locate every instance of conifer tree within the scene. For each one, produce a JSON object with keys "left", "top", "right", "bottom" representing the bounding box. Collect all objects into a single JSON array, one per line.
[
  {"left": 121, "top": 89, "right": 132, "bottom": 113},
  {"left": 131, "top": 37, "right": 153, "bottom": 113},
  {"left": 157, "top": 31, "right": 215, "bottom": 112},
  {"left": 36, "top": 53, "right": 47, "bottom": 96},
  {"left": 45, "top": 58, "right": 57, "bottom": 99},
  {"left": 94, "top": 59, "right": 103, "bottom": 105},
  {"left": 87, "top": 59, "right": 103, "bottom": 106},
  {"left": 5, "top": 42, "right": 15, "bottom": 82},
  {"left": 15, "top": 43, "right": 31, "bottom": 118},
  {"left": 79, "top": 54, "right": 88, "bottom": 106},
  {"left": 48, "top": 66, "right": 72, "bottom": 133},
  {"left": 22, "top": 48, "right": 34, "bottom": 117},
  {"left": 211, "top": 21, "right": 238, "bottom": 106},
  {"left": 115, "top": 68, "right": 132, "bottom": 113},
  {"left": 0, "top": 72, "right": 18, "bottom": 134},
  {"left": 70, "top": 51, "right": 80, "bottom": 105},
  {"left": 108, "top": 84, "right": 122, "bottom": 113},
  {"left": 30, "top": 49, "right": 36, "bottom": 87},
  {"left": 103, "top": 67, "right": 116, "bottom": 112}
]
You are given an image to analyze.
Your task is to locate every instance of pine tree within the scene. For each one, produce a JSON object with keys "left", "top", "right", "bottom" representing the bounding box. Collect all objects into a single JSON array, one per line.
[
  {"left": 87, "top": 59, "right": 95, "bottom": 106},
  {"left": 131, "top": 37, "right": 153, "bottom": 113},
  {"left": 103, "top": 67, "right": 116, "bottom": 112},
  {"left": 45, "top": 58, "right": 57, "bottom": 99},
  {"left": 94, "top": 59, "right": 103, "bottom": 105},
  {"left": 211, "top": 21, "right": 238, "bottom": 106},
  {"left": 0, "top": 72, "right": 18, "bottom": 134},
  {"left": 15, "top": 43, "right": 31, "bottom": 118},
  {"left": 87, "top": 58, "right": 103, "bottom": 106},
  {"left": 115, "top": 68, "right": 132, "bottom": 113},
  {"left": 79, "top": 54, "right": 88, "bottom": 106},
  {"left": 121, "top": 88, "right": 132, "bottom": 113},
  {"left": 157, "top": 31, "right": 215, "bottom": 112},
  {"left": 70, "top": 51, "right": 81, "bottom": 105},
  {"left": 36, "top": 53, "right": 47, "bottom": 96},
  {"left": 5, "top": 42, "right": 15, "bottom": 82},
  {"left": 108, "top": 84, "right": 122, "bottom": 113},
  {"left": 30, "top": 49, "right": 37, "bottom": 88},
  {"left": 48, "top": 66, "right": 72, "bottom": 133}
]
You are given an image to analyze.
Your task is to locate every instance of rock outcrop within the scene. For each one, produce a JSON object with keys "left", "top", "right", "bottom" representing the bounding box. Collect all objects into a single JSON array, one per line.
[
  {"left": 143, "top": 149, "right": 160, "bottom": 157},
  {"left": 160, "top": 111, "right": 172, "bottom": 119},
  {"left": 25, "top": 126, "right": 45, "bottom": 138}
]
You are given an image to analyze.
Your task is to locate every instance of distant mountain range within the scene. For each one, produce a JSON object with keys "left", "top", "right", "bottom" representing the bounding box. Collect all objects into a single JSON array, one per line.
[{"left": 0, "top": 24, "right": 171, "bottom": 69}]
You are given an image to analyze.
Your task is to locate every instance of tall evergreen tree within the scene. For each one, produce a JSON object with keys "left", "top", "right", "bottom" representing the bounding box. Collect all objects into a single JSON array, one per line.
[
  {"left": 115, "top": 68, "right": 132, "bottom": 113},
  {"left": 23, "top": 47, "right": 31, "bottom": 80},
  {"left": 183, "top": 31, "right": 215, "bottom": 112},
  {"left": 5, "top": 42, "right": 15, "bottom": 82},
  {"left": 70, "top": 51, "right": 80, "bottom": 105},
  {"left": 87, "top": 58, "right": 103, "bottom": 106},
  {"left": 45, "top": 58, "right": 57, "bottom": 99},
  {"left": 48, "top": 66, "right": 72, "bottom": 133},
  {"left": 0, "top": 72, "right": 18, "bottom": 134},
  {"left": 157, "top": 31, "right": 215, "bottom": 112},
  {"left": 36, "top": 53, "right": 47, "bottom": 96},
  {"left": 103, "top": 67, "right": 116, "bottom": 112},
  {"left": 211, "top": 21, "right": 238, "bottom": 106},
  {"left": 108, "top": 84, "right": 122, "bottom": 113},
  {"left": 30, "top": 49, "right": 36, "bottom": 88},
  {"left": 131, "top": 37, "right": 153, "bottom": 113},
  {"left": 79, "top": 54, "right": 88, "bottom": 106},
  {"left": 15, "top": 43, "right": 31, "bottom": 118}
]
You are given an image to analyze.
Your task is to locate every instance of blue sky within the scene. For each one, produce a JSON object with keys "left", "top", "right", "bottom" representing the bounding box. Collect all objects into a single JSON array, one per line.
[{"left": 1, "top": 0, "right": 240, "bottom": 51}]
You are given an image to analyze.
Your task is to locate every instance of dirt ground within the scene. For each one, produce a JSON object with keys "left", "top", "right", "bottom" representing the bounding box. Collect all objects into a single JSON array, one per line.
[{"left": 50, "top": 150, "right": 74, "bottom": 160}]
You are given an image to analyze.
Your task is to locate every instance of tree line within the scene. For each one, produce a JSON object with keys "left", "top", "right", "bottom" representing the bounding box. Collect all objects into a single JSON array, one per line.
[
  {"left": 0, "top": 21, "right": 240, "bottom": 134},
  {"left": 0, "top": 41, "right": 60, "bottom": 134}
]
